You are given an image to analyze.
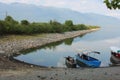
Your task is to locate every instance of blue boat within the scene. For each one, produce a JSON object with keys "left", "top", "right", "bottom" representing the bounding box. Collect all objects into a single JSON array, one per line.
[{"left": 76, "top": 51, "right": 101, "bottom": 68}]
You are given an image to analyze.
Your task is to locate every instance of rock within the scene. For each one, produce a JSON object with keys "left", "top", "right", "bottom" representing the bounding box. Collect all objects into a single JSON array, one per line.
[
  {"left": 65, "top": 72, "right": 67, "bottom": 75},
  {"left": 40, "top": 76, "right": 47, "bottom": 80},
  {"left": 0, "top": 50, "right": 5, "bottom": 54},
  {"left": 37, "top": 75, "right": 40, "bottom": 78},
  {"left": 50, "top": 77, "right": 53, "bottom": 80},
  {"left": 55, "top": 73, "right": 58, "bottom": 76},
  {"left": 115, "top": 73, "right": 119, "bottom": 75},
  {"left": 3, "top": 56, "right": 6, "bottom": 58},
  {"left": 104, "top": 72, "right": 108, "bottom": 75},
  {"left": 30, "top": 65, "right": 33, "bottom": 68}
]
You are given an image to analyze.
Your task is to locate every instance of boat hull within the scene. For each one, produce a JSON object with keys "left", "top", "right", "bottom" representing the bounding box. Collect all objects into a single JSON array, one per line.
[
  {"left": 65, "top": 61, "right": 76, "bottom": 68},
  {"left": 110, "top": 54, "right": 120, "bottom": 64},
  {"left": 76, "top": 59, "right": 90, "bottom": 67},
  {"left": 65, "top": 57, "right": 76, "bottom": 68},
  {"left": 111, "top": 51, "right": 120, "bottom": 58},
  {"left": 76, "top": 55, "right": 101, "bottom": 68},
  {"left": 110, "top": 46, "right": 120, "bottom": 58}
]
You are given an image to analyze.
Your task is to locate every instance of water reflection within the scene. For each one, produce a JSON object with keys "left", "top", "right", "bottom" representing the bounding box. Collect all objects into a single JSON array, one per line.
[
  {"left": 20, "top": 38, "right": 74, "bottom": 55},
  {"left": 64, "top": 38, "right": 74, "bottom": 45}
]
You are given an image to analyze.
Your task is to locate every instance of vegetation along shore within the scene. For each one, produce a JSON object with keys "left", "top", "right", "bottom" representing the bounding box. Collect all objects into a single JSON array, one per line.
[
  {"left": 0, "top": 16, "right": 100, "bottom": 69},
  {"left": 0, "top": 16, "right": 99, "bottom": 35},
  {"left": 0, "top": 16, "right": 99, "bottom": 56}
]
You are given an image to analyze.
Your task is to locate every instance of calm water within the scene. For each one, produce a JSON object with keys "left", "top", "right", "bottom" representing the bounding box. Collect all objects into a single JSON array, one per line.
[{"left": 14, "top": 26, "right": 120, "bottom": 67}]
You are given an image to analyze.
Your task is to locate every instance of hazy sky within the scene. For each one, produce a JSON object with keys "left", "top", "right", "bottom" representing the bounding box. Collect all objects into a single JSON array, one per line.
[{"left": 0, "top": 0, "right": 120, "bottom": 19}]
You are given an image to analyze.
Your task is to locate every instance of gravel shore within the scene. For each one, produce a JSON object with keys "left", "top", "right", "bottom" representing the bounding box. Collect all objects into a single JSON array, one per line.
[
  {"left": 0, "top": 28, "right": 120, "bottom": 80},
  {"left": 0, "top": 67, "right": 120, "bottom": 80}
]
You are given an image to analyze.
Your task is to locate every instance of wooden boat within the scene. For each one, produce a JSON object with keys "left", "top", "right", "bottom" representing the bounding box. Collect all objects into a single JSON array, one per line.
[
  {"left": 76, "top": 51, "right": 101, "bottom": 68},
  {"left": 65, "top": 56, "right": 76, "bottom": 68},
  {"left": 110, "top": 46, "right": 120, "bottom": 58}
]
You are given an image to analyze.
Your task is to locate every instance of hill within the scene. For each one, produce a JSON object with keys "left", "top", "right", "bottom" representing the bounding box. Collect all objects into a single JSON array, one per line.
[{"left": 0, "top": 2, "right": 120, "bottom": 27}]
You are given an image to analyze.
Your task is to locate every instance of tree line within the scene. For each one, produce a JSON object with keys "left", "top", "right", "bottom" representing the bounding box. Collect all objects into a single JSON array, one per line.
[{"left": 0, "top": 16, "right": 99, "bottom": 35}]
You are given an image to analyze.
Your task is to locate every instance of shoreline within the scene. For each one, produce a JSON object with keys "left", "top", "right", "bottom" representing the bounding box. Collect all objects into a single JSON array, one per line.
[
  {"left": 0, "top": 29, "right": 99, "bottom": 70},
  {"left": 0, "top": 28, "right": 120, "bottom": 80},
  {"left": 0, "top": 66, "right": 120, "bottom": 80},
  {"left": 0, "top": 29, "right": 99, "bottom": 57}
]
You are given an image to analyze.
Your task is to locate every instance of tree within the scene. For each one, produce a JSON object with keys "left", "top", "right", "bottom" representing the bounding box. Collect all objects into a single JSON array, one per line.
[
  {"left": 5, "top": 16, "right": 14, "bottom": 22},
  {"left": 21, "top": 20, "right": 30, "bottom": 25},
  {"left": 104, "top": 0, "right": 120, "bottom": 9},
  {"left": 0, "top": 20, "right": 6, "bottom": 35},
  {"left": 65, "top": 20, "right": 73, "bottom": 27},
  {"left": 5, "top": 16, "right": 18, "bottom": 24},
  {"left": 49, "top": 20, "right": 61, "bottom": 25},
  {"left": 75, "top": 24, "right": 88, "bottom": 30}
]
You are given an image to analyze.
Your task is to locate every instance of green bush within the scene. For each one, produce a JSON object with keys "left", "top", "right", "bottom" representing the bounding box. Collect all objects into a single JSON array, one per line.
[{"left": 0, "top": 16, "right": 99, "bottom": 35}]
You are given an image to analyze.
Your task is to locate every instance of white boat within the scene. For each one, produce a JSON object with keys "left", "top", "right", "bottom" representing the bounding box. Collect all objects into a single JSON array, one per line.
[{"left": 110, "top": 46, "right": 120, "bottom": 58}]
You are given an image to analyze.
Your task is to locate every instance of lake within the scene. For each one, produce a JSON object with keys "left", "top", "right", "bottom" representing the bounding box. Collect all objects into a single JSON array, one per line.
[{"left": 14, "top": 25, "right": 120, "bottom": 67}]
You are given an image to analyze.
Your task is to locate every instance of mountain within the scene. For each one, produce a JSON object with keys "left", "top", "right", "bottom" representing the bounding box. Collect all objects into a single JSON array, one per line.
[{"left": 0, "top": 2, "right": 120, "bottom": 27}]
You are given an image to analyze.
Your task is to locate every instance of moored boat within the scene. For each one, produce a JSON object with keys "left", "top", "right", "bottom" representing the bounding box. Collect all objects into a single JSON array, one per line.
[
  {"left": 65, "top": 56, "right": 76, "bottom": 68},
  {"left": 76, "top": 51, "right": 101, "bottom": 68},
  {"left": 110, "top": 46, "right": 120, "bottom": 58}
]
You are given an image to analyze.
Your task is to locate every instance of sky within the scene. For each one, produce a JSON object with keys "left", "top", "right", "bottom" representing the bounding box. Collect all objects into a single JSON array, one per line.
[{"left": 0, "top": 0, "right": 120, "bottom": 19}]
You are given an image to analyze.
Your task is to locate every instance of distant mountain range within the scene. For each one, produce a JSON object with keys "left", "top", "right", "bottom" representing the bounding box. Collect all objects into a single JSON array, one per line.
[{"left": 0, "top": 2, "right": 120, "bottom": 27}]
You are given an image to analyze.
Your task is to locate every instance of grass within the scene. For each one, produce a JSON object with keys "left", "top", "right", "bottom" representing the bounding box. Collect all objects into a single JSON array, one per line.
[{"left": 0, "top": 34, "right": 47, "bottom": 43}]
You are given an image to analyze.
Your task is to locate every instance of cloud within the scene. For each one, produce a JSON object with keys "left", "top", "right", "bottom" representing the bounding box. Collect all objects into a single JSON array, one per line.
[
  {"left": 0, "top": 0, "right": 120, "bottom": 19},
  {"left": 0, "top": 0, "right": 40, "bottom": 5}
]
